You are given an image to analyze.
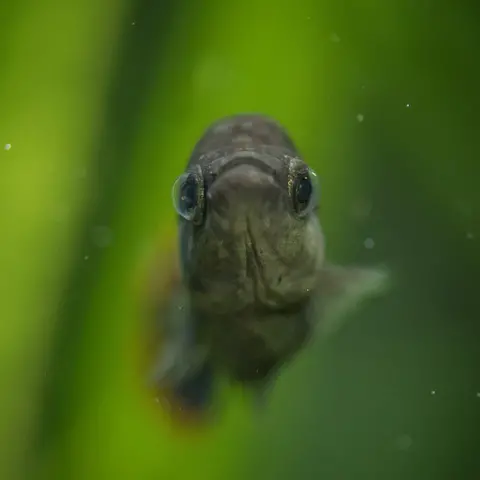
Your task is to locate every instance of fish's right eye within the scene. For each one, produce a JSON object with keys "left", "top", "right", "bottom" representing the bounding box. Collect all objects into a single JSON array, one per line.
[
  {"left": 291, "top": 168, "right": 318, "bottom": 217},
  {"left": 172, "top": 172, "right": 204, "bottom": 224}
]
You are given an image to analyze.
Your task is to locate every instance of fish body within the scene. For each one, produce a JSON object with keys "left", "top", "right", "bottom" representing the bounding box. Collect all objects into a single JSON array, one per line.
[{"left": 147, "top": 114, "right": 387, "bottom": 425}]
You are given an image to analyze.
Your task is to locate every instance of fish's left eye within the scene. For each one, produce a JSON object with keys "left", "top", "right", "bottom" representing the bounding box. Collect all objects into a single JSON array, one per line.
[
  {"left": 292, "top": 169, "right": 318, "bottom": 216},
  {"left": 172, "top": 171, "right": 204, "bottom": 224}
]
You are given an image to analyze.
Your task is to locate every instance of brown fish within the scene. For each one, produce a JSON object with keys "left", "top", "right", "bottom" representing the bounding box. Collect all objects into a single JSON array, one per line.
[{"left": 145, "top": 114, "right": 388, "bottom": 425}]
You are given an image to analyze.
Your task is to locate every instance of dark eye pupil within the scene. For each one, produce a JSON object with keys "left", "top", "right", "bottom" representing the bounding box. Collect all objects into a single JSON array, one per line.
[
  {"left": 296, "top": 176, "right": 312, "bottom": 205},
  {"left": 180, "top": 176, "right": 197, "bottom": 212}
]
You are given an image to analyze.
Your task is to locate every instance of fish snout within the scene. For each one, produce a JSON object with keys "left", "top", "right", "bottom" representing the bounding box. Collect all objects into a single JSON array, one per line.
[{"left": 207, "top": 165, "right": 283, "bottom": 223}]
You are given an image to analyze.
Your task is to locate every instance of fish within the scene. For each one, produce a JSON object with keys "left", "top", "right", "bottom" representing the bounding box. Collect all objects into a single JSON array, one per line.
[{"left": 144, "top": 114, "right": 388, "bottom": 428}]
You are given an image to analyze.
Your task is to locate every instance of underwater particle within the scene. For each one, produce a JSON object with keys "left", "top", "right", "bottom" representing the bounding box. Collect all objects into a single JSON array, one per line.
[
  {"left": 466, "top": 232, "right": 474, "bottom": 240},
  {"left": 329, "top": 32, "right": 341, "bottom": 43},
  {"left": 395, "top": 434, "right": 413, "bottom": 451},
  {"left": 476, "top": 392, "right": 480, "bottom": 398},
  {"left": 91, "top": 225, "right": 113, "bottom": 248},
  {"left": 131, "top": 21, "right": 136, "bottom": 25},
  {"left": 84, "top": 255, "right": 89, "bottom": 260},
  {"left": 430, "top": 389, "right": 436, "bottom": 396},
  {"left": 356, "top": 114, "right": 364, "bottom": 123},
  {"left": 364, "top": 238, "right": 375, "bottom": 249},
  {"left": 406, "top": 103, "right": 411, "bottom": 108},
  {"left": 4, "top": 143, "right": 11, "bottom": 150}
]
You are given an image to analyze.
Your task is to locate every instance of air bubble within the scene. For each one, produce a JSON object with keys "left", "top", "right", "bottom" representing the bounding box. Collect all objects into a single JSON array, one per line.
[
  {"left": 329, "top": 32, "right": 340, "bottom": 43},
  {"left": 395, "top": 434, "right": 413, "bottom": 451},
  {"left": 364, "top": 238, "right": 375, "bottom": 249}
]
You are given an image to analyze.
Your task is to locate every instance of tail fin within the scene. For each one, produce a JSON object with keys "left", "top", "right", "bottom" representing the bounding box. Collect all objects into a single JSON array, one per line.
[
  {"left": 156, "top": 362, "right": 216, "bottom": 430},
  {"left": 172, "top": 362, "right": 215, "bottom": 411},
  {"left": 138, "top": 239, "right": 217, "bottom": 432}
]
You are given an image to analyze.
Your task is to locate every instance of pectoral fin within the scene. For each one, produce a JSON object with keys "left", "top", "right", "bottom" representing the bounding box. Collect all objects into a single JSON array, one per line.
[{"left": 314, "top": 263, "right": 391, "bottom": 337}]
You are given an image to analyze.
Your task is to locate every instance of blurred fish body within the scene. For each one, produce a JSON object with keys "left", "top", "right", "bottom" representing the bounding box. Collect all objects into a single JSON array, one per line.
[{"left": 148, "top": 114, "right": 388, "bottom": 425}]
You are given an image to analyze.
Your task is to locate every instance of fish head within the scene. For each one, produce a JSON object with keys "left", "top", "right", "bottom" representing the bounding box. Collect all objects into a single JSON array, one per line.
[{"left": 173, "top": 149, "right": 324, "bottom": 314}]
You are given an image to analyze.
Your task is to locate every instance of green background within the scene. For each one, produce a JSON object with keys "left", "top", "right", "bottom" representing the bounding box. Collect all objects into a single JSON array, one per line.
[{"left": 1, "top": 0, "right": 479, "bottom": 479}]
